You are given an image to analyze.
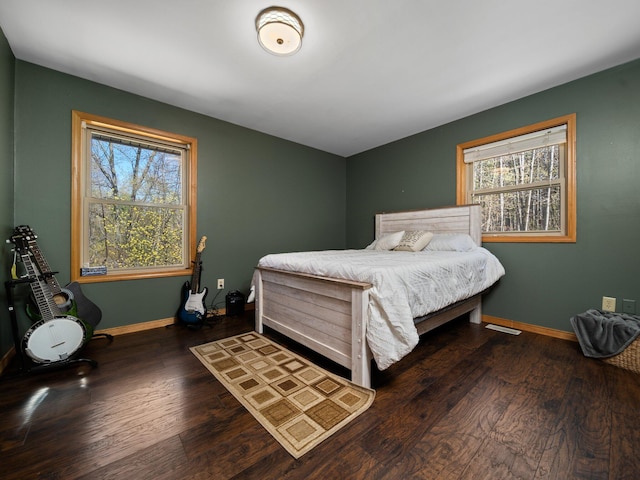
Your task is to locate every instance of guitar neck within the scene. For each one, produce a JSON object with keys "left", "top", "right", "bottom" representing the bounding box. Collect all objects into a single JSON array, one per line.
[
  {"left": 191, "top": 253, "right": 202, "bottom": 294},
  {"left": 28, "top": 240, "right": 63, "bottom": 295},
  {"left": 20, "top": 252, "right": 61, "bottom": 321}
]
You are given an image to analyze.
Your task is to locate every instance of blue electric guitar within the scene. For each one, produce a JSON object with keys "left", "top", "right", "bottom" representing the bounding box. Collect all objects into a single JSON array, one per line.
[{"left": 178, "top": 236, "right": 208, "bottom": 325}]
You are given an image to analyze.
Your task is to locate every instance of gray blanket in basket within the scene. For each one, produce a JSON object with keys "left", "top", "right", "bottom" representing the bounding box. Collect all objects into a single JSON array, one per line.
[{"left": 570, "top": 309, "right": 640, "bottom": 358}]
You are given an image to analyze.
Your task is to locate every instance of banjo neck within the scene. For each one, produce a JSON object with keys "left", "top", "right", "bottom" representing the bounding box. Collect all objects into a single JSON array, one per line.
[
  {"left": 18, "top": 249, "right": 63, "bottom": 322},
  {"left": 9, "top": 227, "right": 66, "bottom": 321},
  {"left": 11, "top": 225, "right": 74, "bottom": 314},
  {"left": 26, "top": 234, "right": 65, "bottom": 297}
]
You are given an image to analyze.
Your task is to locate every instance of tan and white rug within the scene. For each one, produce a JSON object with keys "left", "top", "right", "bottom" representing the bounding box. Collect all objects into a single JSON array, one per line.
[{"left": 190, "top": 332, "right": 375, "bottom": 458}]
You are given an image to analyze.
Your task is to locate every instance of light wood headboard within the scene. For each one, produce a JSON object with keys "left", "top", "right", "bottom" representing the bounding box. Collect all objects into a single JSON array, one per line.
[{"left": 375, "top": 205, "right": 482, "bottom": 246}]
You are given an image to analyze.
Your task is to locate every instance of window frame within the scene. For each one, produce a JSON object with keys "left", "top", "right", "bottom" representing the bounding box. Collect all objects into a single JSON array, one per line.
[
  {"left": 456, "top": 114, "right": 576, "bottom": 243},
  {"left": 71, "top": 111, "right": 198, "bottom": 282}
]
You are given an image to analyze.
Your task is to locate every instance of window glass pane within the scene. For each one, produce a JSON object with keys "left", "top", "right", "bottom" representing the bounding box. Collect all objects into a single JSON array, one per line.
[
  {"left": 90, "top": 134, "right": 183, "bottom": 205},
  {"left": 472, "top": 185, "right": 561, "bottom": 233},
  {"left": 88, "top": 203, "right": 184, "bottom": 269},
  {"left": 473, "top": 145, "right": 560, "bottom": 190}
]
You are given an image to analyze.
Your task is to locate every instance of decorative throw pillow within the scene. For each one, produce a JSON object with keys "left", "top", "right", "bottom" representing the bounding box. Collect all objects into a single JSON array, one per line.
[
  {"left": 424, "top": 233, "right": 477, "bottom": 252},
  {"left": 394, "top": 230, "right": 434, "bottom": 252},
  {"left": 367, "top": 230, "right": 405, "bottom": 250}
]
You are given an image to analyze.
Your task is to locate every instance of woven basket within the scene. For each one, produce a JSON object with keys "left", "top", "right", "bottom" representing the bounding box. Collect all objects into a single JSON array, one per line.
[{"left": 603, "top": 338, "right": 640, "bottom": 374}]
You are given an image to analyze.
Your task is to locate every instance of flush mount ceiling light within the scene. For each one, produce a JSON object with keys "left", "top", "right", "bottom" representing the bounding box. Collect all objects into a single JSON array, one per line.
[{"left": 256, "top": 6, "right": 304, "bottom": 56}]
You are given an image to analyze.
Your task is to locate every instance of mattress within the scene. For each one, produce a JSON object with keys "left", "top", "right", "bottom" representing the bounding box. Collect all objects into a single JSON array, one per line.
[{"left": 258, "top": 247, "right": 505, "bottom": 369}]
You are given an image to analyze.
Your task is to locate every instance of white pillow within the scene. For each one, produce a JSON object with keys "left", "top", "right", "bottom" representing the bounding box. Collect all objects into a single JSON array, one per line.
[
  {"left": 366, "top": 230, "right": 405, "bottom": 250},
  {"left": 394, "top": 230, "right": 434, "bottom": 252},
  {"left": 423, "top": 233, "right": 477, "bottom": 252}
]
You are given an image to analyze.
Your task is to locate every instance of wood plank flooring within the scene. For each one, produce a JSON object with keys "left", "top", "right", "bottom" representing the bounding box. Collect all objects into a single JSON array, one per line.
[{"left": 1, "top": 311, "right": 639, "bottom": 479}]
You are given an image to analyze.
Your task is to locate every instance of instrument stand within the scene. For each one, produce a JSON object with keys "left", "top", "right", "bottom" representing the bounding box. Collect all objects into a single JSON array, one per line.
[
  {"left": 167, "top": 315, "right": 217, "bottom": 330},
  {"left": 91, "top": 332, "right": 114, "bottom": 341},
  {"left": 4, "top": 279, "right": 99, "bottom": 375}
]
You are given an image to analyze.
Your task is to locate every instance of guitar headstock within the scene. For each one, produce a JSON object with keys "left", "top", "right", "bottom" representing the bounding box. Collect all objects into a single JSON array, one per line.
[
  {"left": 8, "top": 225, "right": 36, "bottom": 253},
  {"left": 14, "top": 225, "right": 37, "bottom": 240},
  {"left": 197, "top": 236, "right": 207, "bottom": 253}
]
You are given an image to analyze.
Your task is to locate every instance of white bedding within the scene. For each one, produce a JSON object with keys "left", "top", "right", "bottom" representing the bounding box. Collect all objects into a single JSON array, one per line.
[{"left": 258, "top": 247, "right": 505, "bottom": 370}]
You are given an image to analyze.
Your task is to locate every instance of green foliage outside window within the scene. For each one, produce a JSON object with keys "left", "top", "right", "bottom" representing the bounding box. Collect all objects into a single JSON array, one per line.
[{"left": 88, "top": 136, "right": 186, "bottom": 271}]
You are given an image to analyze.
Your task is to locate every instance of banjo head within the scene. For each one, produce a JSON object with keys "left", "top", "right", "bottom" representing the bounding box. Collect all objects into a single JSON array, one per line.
[{"left": 23, "top": 316, "right": 87, "bottom": 363}]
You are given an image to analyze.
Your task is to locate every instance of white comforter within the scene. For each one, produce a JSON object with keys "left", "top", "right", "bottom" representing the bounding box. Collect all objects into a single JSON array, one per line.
[{"left": 258, "top": 248, "right": 505, "bottom": 370}]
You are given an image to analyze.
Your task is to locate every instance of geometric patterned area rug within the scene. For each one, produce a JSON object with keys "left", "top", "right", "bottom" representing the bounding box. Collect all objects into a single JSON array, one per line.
[{"left": 190, "top": 332, "right": 375, "bottom": 458}]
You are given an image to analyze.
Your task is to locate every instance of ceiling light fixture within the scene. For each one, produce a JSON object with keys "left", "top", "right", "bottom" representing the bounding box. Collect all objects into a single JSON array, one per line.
[{"left": 256, "top": 6, "right": 304, "bottom": 56}]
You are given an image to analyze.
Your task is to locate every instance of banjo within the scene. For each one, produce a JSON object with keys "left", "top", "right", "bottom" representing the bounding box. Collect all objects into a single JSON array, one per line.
[{"left": 9, "top": 229, "right": 87, "bottom": 364}]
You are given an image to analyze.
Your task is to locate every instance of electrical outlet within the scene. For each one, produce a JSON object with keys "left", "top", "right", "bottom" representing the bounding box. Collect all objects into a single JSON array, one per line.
[
  {"left": 623, "top": 299, "right": 636, "bottom": 314},
  {"left": 602, "top": 296, "right": 616, "bottom": 312},
  {"left": 217, "top": 278, "right": 224, "bottom": 290}
]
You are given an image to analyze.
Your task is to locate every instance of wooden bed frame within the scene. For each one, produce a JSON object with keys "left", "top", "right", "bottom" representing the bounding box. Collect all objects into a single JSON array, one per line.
[{"left": 255, "top": 204, "right": 483, "bottom": 388}]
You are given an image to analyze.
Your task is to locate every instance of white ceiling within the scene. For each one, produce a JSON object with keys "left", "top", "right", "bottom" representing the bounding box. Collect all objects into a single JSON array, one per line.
[{"left": 1, "top": 0, "right": 640, "bottom": 157}]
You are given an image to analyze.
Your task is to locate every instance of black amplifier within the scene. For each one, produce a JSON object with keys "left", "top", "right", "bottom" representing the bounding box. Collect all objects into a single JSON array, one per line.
[{"left": 225, "top": 290, "right": 245, "bottom": 317}]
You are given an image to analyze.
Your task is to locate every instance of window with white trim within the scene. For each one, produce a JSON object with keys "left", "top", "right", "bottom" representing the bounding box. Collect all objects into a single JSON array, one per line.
[
  {"left": 71, "top": 111, "right": 198, "bottom": 282},
  {"left": 456, "top": 114, "right": 576, "bottom": 243}
]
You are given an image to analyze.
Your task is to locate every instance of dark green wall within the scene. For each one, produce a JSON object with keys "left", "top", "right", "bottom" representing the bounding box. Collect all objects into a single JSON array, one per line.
[
  {"left": 0, "top": 29, "right": 15, "bottom": 357},
  {"left": 11, "top": 61, "right": 345, "bottom": 335},
  {"left": 347, "top": 59, "right": 640, "bottom": 332}
]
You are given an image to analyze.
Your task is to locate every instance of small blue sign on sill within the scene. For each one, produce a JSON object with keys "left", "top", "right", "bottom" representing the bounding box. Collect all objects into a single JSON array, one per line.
[{"left": 80, "top": 266, "right": 107, "bottom": 276}]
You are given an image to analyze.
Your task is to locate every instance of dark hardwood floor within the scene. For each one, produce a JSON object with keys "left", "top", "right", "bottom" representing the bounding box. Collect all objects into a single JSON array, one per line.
[{"left": 1, "top": 311, "right": 639, "bottom": 479}]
